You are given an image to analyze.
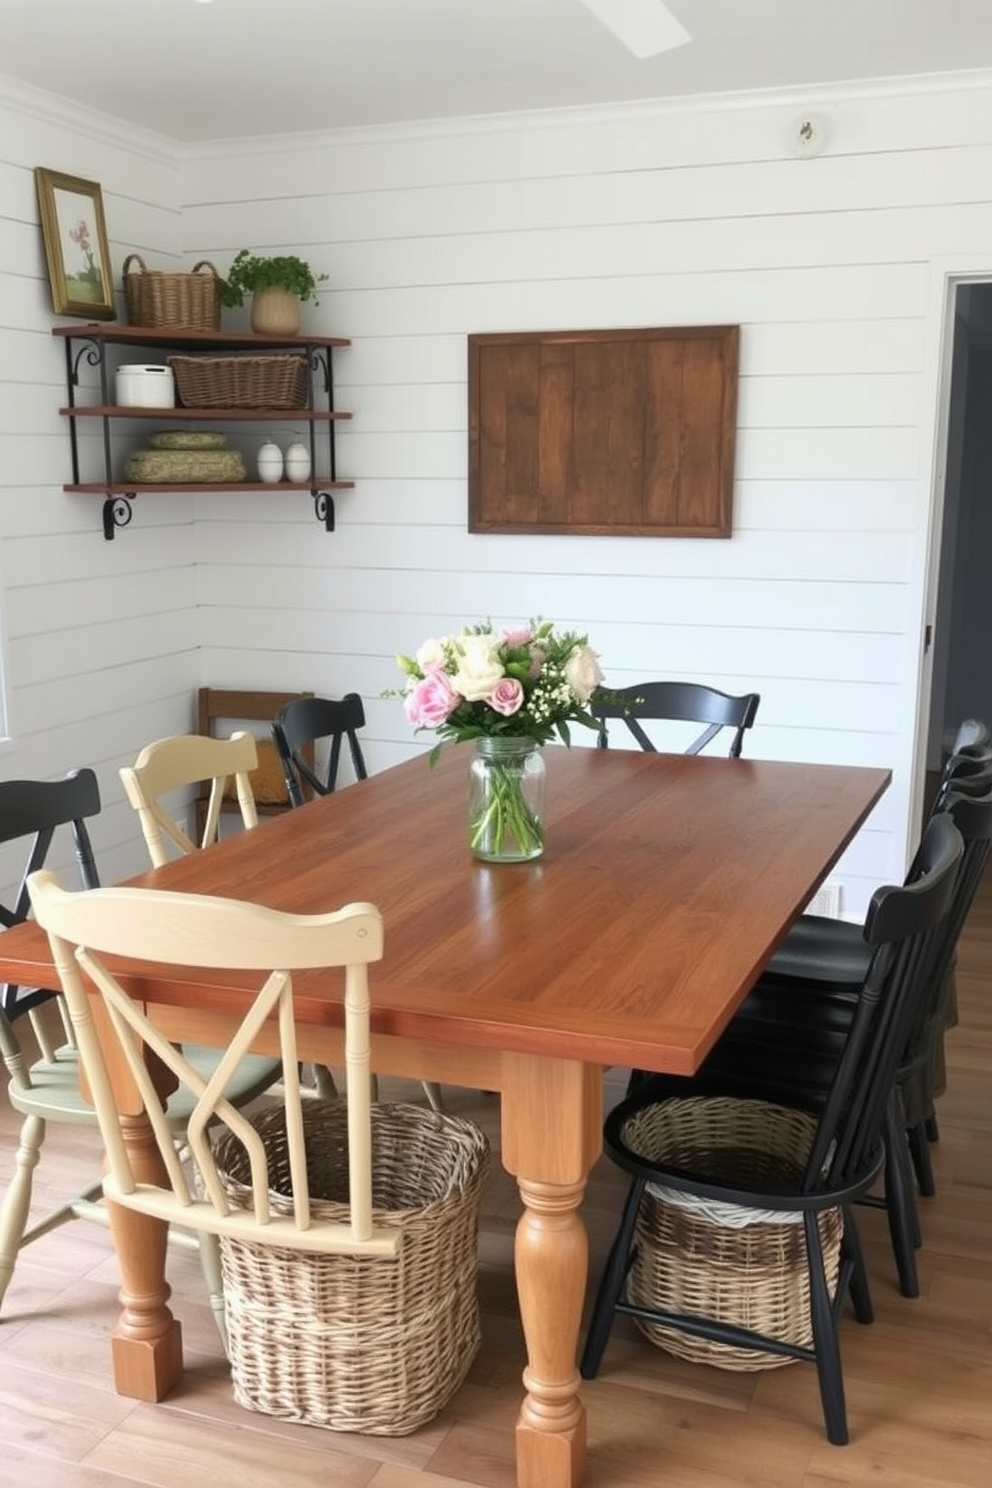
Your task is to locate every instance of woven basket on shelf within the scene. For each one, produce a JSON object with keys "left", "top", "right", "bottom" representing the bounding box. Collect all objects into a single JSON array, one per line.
[
  {"left": 622, "top": 1096, "right": 842, "bottom": 1372},
  {"left": 123, "top": 254, "right": 221, "bottom": 330},
  {"left": 122, "top": 447, "right": 246, "bottom": 484},
  {"left": 169, "top": 354, "right": 307, "bottom": 409},
  {"left": 213, "top": 1098, "right": 490, "bottom": 1435}
]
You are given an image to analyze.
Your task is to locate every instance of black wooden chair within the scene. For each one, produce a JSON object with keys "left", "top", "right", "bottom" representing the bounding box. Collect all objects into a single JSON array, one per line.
[
  {"left": 271, "top": 694, "right": 368, "bottom": 806},
  {"left": 593, "top": 681, "right": 760, "bottom": 757},
  {"left": 762, "top": 737, "right": 991, "bottom": 991},
  {"left": 740, "top": 731, "right": 992, "bottom": 1219},
  {"left": 0, "top": 769, "right": 104, "bottom": 1312},
  {"left": 701, "top": 780, "right": 992, "bottom": 1299},
  {"left": 580, "top": 811, "right": 963, "bottom": 1446}
]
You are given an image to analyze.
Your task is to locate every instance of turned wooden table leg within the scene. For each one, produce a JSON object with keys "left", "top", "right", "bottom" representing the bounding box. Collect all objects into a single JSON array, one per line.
[
  {"left": 83, "top": 1000, "right": 184, "bottom": 1402},
  {"left": 105, "top": 1110, "right": 184, "bottom": 1401},
  {"left": 501, "top": 1054, "right": 602, "bottom": 1488}
]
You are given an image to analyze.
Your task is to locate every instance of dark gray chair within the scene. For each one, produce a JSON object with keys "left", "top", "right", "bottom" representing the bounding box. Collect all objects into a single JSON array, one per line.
[
  {"left": 581, "top": 812, "right": 964, "bottom": 1445},
  {"left": 272, "top": 694, "right": 368, "bottom": 806},
  {"left": 702, "top": 780, "right": 992, "bottom": 1299},
  {"left": 593, "top": 681, "right": 760, "bottom": 758}
]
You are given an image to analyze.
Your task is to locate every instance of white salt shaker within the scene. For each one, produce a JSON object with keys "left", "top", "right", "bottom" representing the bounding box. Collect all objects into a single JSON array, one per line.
[
  {"left": 257, "top": 441, "right": 284, "bottom": 482},
  {"left": 285, "top": 441, "right": 311, "bottom": 482}
]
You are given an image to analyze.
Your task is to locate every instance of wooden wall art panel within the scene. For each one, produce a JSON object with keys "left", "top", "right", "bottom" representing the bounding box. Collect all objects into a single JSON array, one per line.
[{"left": 468, "top": 325, "right": 739, "bottom": 538}]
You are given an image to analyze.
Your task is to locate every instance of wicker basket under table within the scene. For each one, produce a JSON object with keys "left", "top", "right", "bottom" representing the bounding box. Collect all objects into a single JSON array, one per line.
[
  {"left": 623, "top": 1096, "right": 843, "bottom": 1371},
  {"left": 214, "top": 1099, "right": 490, "bottom": 1435}
]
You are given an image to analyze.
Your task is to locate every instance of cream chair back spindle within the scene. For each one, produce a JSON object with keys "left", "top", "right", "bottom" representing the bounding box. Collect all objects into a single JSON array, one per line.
[
  {"left": 27, "top": 871, "right": 394, "bottom": 1259},
  {"left": 120, "top": 731, "right": 259, "bottom": 866}
]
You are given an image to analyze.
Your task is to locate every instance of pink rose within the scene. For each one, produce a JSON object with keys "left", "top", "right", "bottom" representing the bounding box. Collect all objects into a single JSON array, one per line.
[
  {"left": 404, "top": 671, "right": 459, "bottom": 727},
  {"left": 489, "top": 677, "right": 525, "bottom": 717},
  {"left": 526, "top": 642, "right": 548, "bottom": 679},
  {"left": 499, "top": 627, "right": 532, "bottom": 648}
]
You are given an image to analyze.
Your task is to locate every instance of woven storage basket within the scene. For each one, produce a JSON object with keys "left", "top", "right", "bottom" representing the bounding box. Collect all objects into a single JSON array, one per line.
[
  {"left": 122, "top": 447, "right": 246, "bottom": 483},
  {"left": 123, "top": 254, "right": 221, "bottom": 330},
  {"left": 622, "top": 1096, "right": 842, "bottom": 1371},
  {"left": 169, "top": 354, "right": 307, "bottom": 409},
  {"left": 213, "top": 1098, "right": 490, "bottom": 1435}
]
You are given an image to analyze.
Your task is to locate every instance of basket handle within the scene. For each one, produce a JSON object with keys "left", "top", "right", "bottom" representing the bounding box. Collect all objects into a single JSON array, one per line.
[
  {"left": 192, "top": 260, "right": 221, "bottom": 279},
  {"left": 122, "top": 253, "right": 147, "bottom": 277}
]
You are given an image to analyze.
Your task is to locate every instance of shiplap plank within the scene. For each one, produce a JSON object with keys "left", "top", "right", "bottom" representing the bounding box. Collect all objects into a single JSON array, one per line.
[
  {"left": 331, "top": 422, "right": 921, "bottom": 484},
  {"left": 9, "top": 651, "right": 196, "bottom": 737},
  {"left": 249, "top": 205, "right": 990, "bottom": 293},
  {"left": 323, "top": 263, "right": 931, "bottom": 338},
  {"left": 353, "top": 372, "right": 923, "bottom": 434},
  {"left": 195, "top": 560, "right": 908, "bottom": 634},
  {"left": 338, "top": 320, "right": 927, "bottom": 386},
  {"left": 179, "top": 82, "right": 992, "bottom": 198},
  {"left": 317, "top": 476, "right": 916, "bottom": 533},
  {"left": 190, "top": 513, "right": 913, "bottom": 582},
  {"left": 186, "top": 144, "right": 992, "bottom": 249},
  {"left": 5, "top": 566, "right": 193, "bottom": 633}
]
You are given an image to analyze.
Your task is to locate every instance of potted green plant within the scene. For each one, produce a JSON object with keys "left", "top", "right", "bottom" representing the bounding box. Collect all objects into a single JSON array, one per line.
[{"left": 219, "top": 249, "right": 328, "bottom": 335}]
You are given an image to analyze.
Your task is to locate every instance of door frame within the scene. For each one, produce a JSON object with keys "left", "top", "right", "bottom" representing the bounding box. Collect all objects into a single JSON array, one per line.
[{"left": 912, "top": 256, "right": 992, "bottom": 838}]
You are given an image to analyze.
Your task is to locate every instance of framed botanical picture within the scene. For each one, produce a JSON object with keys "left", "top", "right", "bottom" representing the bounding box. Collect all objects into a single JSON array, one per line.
[{"left": 34, "top": 167, "right": 116, "bottom": 319}]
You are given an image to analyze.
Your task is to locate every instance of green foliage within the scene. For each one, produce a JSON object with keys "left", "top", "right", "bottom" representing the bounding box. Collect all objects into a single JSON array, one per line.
[{"left": 219, "top": 249, "right": 328, "bottom": 308}]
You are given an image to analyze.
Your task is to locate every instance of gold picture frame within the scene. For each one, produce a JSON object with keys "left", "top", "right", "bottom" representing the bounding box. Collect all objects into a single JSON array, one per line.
[{"left": 34, "top": 167, "right": 115, "bottom": 320}]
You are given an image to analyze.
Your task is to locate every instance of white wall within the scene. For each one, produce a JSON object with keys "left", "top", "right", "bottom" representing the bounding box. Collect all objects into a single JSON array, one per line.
[
  {"left": 4, "top": 73, "right": 992, "bottom": 914},
  {"left": 0, "top": 81, "right": 195, "bottom": 887},
  {"left": 179, "top": 77, "right": 992, "bottom": 915}
]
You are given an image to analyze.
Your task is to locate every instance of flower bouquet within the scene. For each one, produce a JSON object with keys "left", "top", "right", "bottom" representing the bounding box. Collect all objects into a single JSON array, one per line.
[{"left": 393, "top": 620, "right": 605, "bottom": 861}]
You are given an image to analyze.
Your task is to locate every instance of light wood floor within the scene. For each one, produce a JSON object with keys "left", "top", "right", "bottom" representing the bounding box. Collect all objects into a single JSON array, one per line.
[{"left": 1, "top": 877, "right": 990, "bottom": 1488}]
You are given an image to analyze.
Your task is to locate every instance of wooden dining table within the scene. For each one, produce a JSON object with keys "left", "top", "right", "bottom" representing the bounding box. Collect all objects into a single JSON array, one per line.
[{"left": 0, "top": 745, "right": 889, "bottom": 1488}]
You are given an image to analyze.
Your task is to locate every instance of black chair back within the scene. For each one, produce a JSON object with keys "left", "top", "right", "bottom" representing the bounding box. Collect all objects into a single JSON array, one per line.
[
  {"left": 807, "top": 811, "right": 962, "bottom": 1193},
  {"left": 0, "top": 769, "right": 101, "bottom": 1025},
  {"left": 593, "top": 681, "right": 760, "bottom": 758},
  {"left": 271, "top": 694, "right": 368, "bottom": 806}
]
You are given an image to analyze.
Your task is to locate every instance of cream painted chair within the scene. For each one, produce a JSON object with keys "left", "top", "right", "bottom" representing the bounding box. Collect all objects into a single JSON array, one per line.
[
  {"left": 120, "top": 730, "right": 259, "bottom": 866},
  {"left": 120, "top": 730, "right": 339, "bottom": 1096},
  {"left": 26, "top": 871, "right": 389, "bottom": 1260},
  {"left": 24, "top": 873, "right": 487, "bottom": 1433},
  {"left": 118, "top": 730, "right": 285, "bottom": 1331}
]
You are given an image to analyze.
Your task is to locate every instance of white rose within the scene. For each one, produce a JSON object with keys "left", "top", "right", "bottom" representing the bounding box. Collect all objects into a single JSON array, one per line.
[
  {"left": 416, "top": 637, "right": 448, "bottom": 672},
  {"left": 451, "top": 632, "right": 505, "bottom": 701},
  {"left": 564, "top": 644, "right": 604, "bottom": 704}
]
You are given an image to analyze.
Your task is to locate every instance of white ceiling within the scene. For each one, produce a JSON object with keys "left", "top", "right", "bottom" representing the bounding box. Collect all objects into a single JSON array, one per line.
[{"left": 3, "top": 0, "right": 992, "bottom": 143}]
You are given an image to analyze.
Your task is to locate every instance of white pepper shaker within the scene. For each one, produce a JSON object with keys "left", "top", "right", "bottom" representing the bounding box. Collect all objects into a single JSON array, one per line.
[
  {"left": 257, "top": 441, "right": 284, "bottom": 482},
  {"left": 285, "top": 441, "right": 311, "bottom": 482}
]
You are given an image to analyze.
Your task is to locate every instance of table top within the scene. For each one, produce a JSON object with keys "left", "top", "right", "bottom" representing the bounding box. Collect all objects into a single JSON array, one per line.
[{"left": 1, "top": 747, "right": 889, "bottom": 1076}]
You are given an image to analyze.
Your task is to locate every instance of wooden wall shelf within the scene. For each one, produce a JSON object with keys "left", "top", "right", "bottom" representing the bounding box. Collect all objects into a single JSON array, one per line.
[{"left": 53, "top": 323, "right": 353, "bottom": 539}]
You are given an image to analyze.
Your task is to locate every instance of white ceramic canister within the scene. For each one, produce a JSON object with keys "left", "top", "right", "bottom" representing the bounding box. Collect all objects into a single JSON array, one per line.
[
  {"left": 115, "top": 364, "right": 175, "bottom": 408},
  {"left": 284, "top": 441, "right": 311, "bottom": 482},
  {"left": 257, "top": 441, "right": 284, "bottom": 482}
]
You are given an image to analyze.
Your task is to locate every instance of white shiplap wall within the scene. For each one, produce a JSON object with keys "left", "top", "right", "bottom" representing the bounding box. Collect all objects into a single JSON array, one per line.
[
  {"left": 180, "top": 77, "right": 992, "bottom": 915},
  {"left": 3, "top": 74, "right": 992, "bottom": 914},
  {"left": 0, "top": 81, "right": 196, "bottom": 887}
]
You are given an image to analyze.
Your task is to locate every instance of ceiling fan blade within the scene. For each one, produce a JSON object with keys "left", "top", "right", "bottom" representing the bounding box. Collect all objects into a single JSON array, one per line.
[{"left": 576, "top": 0, "right": 691, "bottom": 59}]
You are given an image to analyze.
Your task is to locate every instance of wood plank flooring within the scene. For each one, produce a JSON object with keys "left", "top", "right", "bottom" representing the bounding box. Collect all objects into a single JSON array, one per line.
[{"left": 1, "top": 873, "right": 990, "bottom": 1488}]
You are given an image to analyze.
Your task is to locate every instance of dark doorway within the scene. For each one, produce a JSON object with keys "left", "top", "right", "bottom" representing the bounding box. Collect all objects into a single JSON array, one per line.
[{"left": 926, "top": 282, "right": 992, "bottom": 775}]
